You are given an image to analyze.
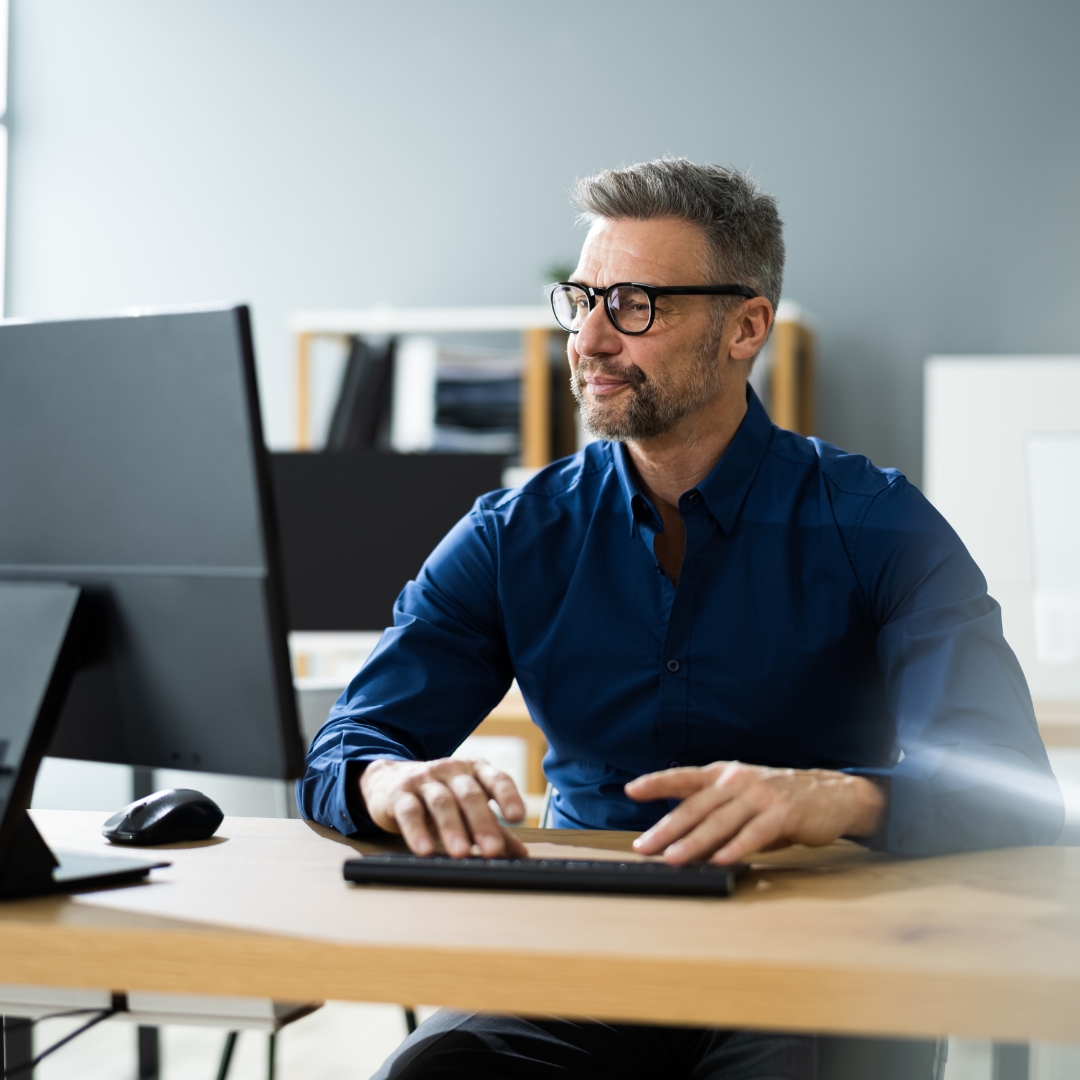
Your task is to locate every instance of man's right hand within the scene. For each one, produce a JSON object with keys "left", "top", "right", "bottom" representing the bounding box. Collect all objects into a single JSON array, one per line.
[{"left": 359, "top": 757, "right": 529, "bottom": 859}]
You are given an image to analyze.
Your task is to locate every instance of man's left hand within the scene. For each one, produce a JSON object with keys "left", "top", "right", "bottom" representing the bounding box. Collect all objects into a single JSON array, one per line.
[{"left": 625, "top": 762, "right": 887, "bottom": 865}]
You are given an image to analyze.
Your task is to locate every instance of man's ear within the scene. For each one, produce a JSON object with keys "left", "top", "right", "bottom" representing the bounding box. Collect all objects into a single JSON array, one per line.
[{"left": 727, "top": 298, "right": 774, "bottom": 363}]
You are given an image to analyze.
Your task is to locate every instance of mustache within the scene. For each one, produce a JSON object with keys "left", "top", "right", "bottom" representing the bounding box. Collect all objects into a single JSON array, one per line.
[{"left": 574, "top": 358, "right": 649, "bottom": 390}]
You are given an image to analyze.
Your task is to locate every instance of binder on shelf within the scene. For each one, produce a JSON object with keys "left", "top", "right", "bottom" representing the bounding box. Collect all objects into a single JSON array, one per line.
[{"left": 325, "top": 336, "right": 395, "bottom": 451}]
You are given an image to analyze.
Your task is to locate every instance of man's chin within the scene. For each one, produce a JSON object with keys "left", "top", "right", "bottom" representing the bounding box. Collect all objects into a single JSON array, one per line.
[
  {"left": 580, "top": 402, "right": 626, "bottom": 441},
  {"left": 576, "top": 389, "right": 663, "bottom": 442}
]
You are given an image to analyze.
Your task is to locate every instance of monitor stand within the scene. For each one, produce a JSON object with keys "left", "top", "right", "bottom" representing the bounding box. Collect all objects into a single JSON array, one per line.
[{"left": 0, "top": 582, "right": 167, "bottom": 900}]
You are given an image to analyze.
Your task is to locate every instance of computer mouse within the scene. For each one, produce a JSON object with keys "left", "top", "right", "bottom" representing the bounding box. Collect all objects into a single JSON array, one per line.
[{"left": 102, "top": 788, "right": 224, "bottom": 846}]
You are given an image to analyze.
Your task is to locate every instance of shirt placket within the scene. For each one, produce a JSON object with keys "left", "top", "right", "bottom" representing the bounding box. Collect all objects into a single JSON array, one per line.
[{"left": 657, "top": 491, "right": 716, "bottom": 773}]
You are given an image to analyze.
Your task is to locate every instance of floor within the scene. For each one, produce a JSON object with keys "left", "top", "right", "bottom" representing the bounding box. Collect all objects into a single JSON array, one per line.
[
  {"left": 33, "top": 1002, "right": 428, "bottom": 1080},
  {"left": 945, "top": 1039, "right": 1080, "bottom": 1080},
  {"left": 24, "top": 1008, "right": 1080, "bottom": 1080}
]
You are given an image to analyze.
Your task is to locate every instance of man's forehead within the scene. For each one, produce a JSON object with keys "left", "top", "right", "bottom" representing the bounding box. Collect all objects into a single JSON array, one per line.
[{"left": 575, "top": 216, "right": 707, "bottom": 285}]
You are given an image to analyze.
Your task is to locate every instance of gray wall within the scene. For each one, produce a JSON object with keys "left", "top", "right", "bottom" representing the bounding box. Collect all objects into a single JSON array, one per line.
[{"left": 7, "top": 0, "right": 1080, "bottom": 478}]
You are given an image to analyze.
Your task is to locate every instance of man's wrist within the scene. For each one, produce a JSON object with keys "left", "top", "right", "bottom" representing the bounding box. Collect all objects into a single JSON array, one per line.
[
  {"left": 356, "top": 757, "right": 417, "bottom": 835},
  {"left": 358, "top": 756, "right": 408, "bottom": 799},
  {"left": 844, "top": 774, "right": 889, "bottom": 838}
]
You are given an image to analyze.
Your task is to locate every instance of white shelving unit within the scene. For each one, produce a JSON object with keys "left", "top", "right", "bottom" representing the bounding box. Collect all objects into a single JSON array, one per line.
[{"left": 289, "top": 306, "right": 564, "bottom": 465}]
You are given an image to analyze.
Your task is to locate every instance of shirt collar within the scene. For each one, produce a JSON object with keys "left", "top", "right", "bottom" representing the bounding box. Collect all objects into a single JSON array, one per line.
[
  {"left": 610, "top": 385, "right": 774, "bottom": 536},
  {"left": 612, "top": 438, "right": 647, "bottom": 535}
]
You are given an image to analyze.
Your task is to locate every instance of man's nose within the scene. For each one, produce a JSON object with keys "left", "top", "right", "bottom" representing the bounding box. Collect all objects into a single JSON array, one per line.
[{"left": 575, "top": 296, "right": 620, "bottom": 357}]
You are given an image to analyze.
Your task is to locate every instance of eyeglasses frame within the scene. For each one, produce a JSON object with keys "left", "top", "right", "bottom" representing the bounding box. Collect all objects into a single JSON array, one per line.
[{"left": 550, "top": 281, "right": 759, "bottom": 336}]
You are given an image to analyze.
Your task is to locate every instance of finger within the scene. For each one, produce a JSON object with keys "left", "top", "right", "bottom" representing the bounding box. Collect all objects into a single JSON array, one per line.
[
  {"left": 662, "top": 796, "right": 762, "bottom": 865},
  {"left": 417, "top": 780, "right": 472, "bottom": 858},
  {"left": 709, "top": 807, "right": 788, "bottom": 866},
  {"left": 392, "top": 791, "right": 438, "bottom": 856},
  {"left": 448, "top": 773, "right": 514, "bottom": 857},
  {"left": 625, "top": 767, "right": 715, "bottom": 802},
  {"left": 472, "top": 759, "right": 526, "bottom": 823},
  {"left": 633, "top": 778, "right": 735, "bottom": 854},
  {"left": 633, "top": 765, "right": 757, "bottom": 854}
]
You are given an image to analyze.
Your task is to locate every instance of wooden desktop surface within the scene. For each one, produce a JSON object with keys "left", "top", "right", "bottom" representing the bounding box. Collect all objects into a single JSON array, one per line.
[{"left": 1, "top": 811, "right": 1079, "bottom": 1044}]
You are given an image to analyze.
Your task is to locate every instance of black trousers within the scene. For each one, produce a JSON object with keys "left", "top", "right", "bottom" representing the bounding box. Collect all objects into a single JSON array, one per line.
[
  {"left": 372, "top": 1011, "right": 817, "bottom": 1080},
  {"left": 373, "top": 1011, "right": 948, "bottom": 1080}
]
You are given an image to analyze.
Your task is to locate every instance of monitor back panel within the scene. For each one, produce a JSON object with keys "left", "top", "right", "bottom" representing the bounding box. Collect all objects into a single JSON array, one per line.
[{"left": 0, "top": 307, "right": 303, "bottom": 778}]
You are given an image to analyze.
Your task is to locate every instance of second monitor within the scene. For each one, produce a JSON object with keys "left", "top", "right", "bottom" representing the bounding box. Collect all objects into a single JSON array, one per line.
[{"left": 0, "top": 305, "right": 303, "bottom": 895}]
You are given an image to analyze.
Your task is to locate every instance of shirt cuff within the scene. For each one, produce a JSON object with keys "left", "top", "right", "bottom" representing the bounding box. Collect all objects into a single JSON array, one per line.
[{"left": 342, "top": 760, "right": 384, "bottom": 836}]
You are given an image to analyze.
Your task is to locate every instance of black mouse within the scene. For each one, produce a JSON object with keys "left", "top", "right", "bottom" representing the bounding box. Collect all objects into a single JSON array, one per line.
[{"left": 103, "top": 788, "right": 224, "bottom": 846}]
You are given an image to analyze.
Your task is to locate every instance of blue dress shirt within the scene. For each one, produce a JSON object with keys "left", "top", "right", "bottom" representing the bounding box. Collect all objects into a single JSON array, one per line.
[{"left": 298, "top": 389, "right": 1063, "bottom": 855}]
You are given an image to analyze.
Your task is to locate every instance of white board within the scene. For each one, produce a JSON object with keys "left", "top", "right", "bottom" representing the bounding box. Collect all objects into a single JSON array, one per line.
[
  {"left": 924, "top": 356, "right": 1080, "bottom": 700},
  {"left": 1027, "top": 434, "right": 1080, "bottom": 665}
]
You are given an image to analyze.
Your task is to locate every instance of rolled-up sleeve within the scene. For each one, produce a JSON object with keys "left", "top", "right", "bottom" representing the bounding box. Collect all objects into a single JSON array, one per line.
[
  {"left": 295, "top": 500, "right": 513, "bottom": 835},
  {"left": 850, "top": 477, "right": 1063, "bottom": 854}
]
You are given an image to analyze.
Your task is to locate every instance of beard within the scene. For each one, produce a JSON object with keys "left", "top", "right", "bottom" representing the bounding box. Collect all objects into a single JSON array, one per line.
[{"left": 570, "top": 324, "right": 725, "bottom": 442}]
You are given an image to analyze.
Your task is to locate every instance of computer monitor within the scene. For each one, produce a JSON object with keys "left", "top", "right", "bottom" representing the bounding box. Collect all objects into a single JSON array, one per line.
[{"left": 0, "top": 306, "right": 304, "bottom": 897}]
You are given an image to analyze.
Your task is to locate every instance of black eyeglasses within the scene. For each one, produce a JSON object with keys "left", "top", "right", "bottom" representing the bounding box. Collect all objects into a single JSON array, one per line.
[{"left": 549, "top": 281, "right": 758, "bottom": 336}]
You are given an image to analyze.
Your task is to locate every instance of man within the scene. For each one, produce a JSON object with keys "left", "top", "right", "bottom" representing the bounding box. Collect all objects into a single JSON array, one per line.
[{"left": 299, "top": 159, "right": 1062, "bottom": 1079}]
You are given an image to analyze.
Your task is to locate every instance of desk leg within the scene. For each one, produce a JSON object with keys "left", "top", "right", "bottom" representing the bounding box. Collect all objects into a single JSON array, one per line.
[
  {"left": 137, "top": 1025, "right": 160, "bottom": 1079},
  {"left": 2, "top": 1015, "right": 33, "bottom": 1079},
  {"left": 267, "top": 1031, "right": 277, "bottom": 1080},
  {"left": 215, "top": 1031, "right": 238, "bottom": 1080},
  {"left": 992, "top": 1042, "right": 1030, "bottom": 1080}
]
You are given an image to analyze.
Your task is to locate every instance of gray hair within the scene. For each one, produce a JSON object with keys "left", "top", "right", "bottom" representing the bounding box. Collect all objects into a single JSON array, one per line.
[{"left": 571, "top": 158, "right": 785, "bottom": 312}]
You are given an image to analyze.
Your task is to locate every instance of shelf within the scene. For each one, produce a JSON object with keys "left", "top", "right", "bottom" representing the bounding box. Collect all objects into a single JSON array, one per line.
[{"left": 291, "top": 306, "right": 558, "bottom": 336}]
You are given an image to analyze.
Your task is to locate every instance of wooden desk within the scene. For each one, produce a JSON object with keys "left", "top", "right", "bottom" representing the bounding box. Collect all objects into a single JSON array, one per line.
[{"left": 2, "top": 811, "right": 1079, "bottom": 1045}]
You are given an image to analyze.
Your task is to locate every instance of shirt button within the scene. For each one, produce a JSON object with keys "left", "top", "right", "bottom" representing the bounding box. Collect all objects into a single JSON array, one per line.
[{"left": 666, "top": 659, "right": 680, "bottom": 672}]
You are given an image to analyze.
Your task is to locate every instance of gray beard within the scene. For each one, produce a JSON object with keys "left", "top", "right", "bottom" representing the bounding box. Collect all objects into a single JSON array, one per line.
[{"left": 571, "top": 328, "right": 725, "bottom": 442}]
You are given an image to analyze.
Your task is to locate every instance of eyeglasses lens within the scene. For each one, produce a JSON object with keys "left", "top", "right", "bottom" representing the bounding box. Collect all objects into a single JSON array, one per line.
[
  {"left": 551, "top": 285, "right": 591, "bottom": 332},
  {"left": 607, "top": 286, "right": 652, "bottom": 333}
]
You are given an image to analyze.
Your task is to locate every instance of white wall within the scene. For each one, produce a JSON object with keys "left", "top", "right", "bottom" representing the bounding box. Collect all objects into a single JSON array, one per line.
[{"left": 7, "top": 0, "right": 1080, "bottom": 477}]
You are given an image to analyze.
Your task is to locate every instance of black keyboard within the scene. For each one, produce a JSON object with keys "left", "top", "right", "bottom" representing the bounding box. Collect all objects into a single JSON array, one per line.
[{"left": 342, "top": 853, "right": 743, "bottom": 897}]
